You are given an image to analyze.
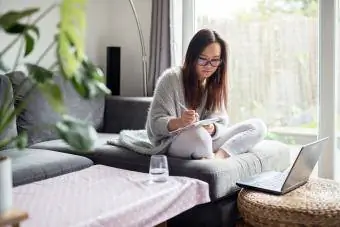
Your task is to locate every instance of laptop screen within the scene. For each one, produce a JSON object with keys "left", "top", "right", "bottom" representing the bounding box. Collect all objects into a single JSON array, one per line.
[{"left": 282, "top": 138, "right": 328, "bottom": 191}]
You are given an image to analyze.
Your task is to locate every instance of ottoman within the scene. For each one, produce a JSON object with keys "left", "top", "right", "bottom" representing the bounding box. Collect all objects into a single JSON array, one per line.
[{"left": 237, "top": 178, "right": 340, "bottom": 227}]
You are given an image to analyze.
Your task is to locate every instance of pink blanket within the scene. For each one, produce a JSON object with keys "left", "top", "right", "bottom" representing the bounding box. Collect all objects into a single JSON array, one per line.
[{"left": 13, "top": 165, "right": 210, "bottom": 227}]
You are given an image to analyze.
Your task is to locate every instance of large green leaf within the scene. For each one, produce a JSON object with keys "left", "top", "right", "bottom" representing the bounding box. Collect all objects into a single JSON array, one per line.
[
  {"left": 14, "top": 132, "right": 28, "bottom": 150},
  {"left": 24, "top": 33, "right": 35, "bottom": 56},
  {"left": 57, "top": 0, "right": 86, "bottom": 79},
  {"left": 38, "top": 81, "right": 65, "bottom": 114},
  {"left": 71, "top": 59, "right": 111, "bottom": 98},
  {"left": 2, "top": 18, "right": 40, "bottom": 58},
  {"left": 25, "top": 64, "right": 65, "bottom": 113},
  {"left": 26, "top": 64, "right": 53, "bottom": 83},
  {"left": 0, "top": 8, "right": 39, "bottom": 30},
  {"left": 56, "top": 115, "right": 97, "bottom": 152},
  {"left": 0, "top": 86, "right": 12, "bottom": 130},
  {"left": 56, "top": 0, "right": 110, "bottom": 99},
  {"left": 5, "top": 23, "right": 28, "bottom": 33},
  {"left": 0, "top": 132, "right": 28, "bottom": 150},
  {"left": 5, "top": 23, "right": 39, "bottom": 38}
]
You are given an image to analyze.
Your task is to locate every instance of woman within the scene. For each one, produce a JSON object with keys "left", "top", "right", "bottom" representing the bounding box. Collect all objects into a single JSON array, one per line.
[{"left": 146, "top": 29, "right": 267, "bottom": 159}]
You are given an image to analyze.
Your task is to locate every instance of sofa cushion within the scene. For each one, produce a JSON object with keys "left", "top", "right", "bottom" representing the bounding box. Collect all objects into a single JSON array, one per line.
[
  {"left": 8, "top": 71, "right": 105, "bottom": 145},
  {"left": 0, "top": 148, "right": 93, "bottom": 186},
  {"left": 0, "top": 74, "right": 17, "bottom": 149},
  {"left": 103, "top": 96, "right": 153, "bottom": 133},
  {"left": 30, "top": 133, "right": 119, "bottom": 153},
  {"left": 31, "top": 134, "right": 291, "bottom": 200}
]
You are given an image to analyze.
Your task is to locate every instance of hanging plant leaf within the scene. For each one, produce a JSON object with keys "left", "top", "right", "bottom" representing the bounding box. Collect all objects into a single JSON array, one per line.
[
  {"left": 25, "top": 64, "right": 53, "bottom": 83},
  {"left": 10, "top": 25, "right": 40, "bottom": 57},
  {"left": 0, "top": 132, "right": 28, "bottom": 150},
  {"left": 56, "top": 0, "right": 110, "bottom": 99},
  {"left": 71, "top": 59, "right": 111, "bottom": 99},
  {"left": 57, "top": 0, "right": 86, "bottom": 79},
  {"left": 5, "top": 23, "right": 26, "bottom": 33},
  {"left": 0, "top": 86, "right": 12, "bottom": 131},
  {"left": 57, "top": 33, "right": 78, "bottom": 79},
  {"left": 0, "top": 8, "right": 39, "bottom": 30},
  {"left": 38, "top": 81, "right": 65, "bottom": 114},
  {"left": 24, "top": 32, "right": 35, "bottom": 56},
  {"left": 25, "top": 64, "right": 65, "bottom": 113},
  {"left": 14, "top": 132, "right": 28, "bottom": 150},
  {"left": 56, "top": 115, "right": 97, "bottom": 152},
  {"left": 5, "top": 23, "right": 39, "bottom": 39}
]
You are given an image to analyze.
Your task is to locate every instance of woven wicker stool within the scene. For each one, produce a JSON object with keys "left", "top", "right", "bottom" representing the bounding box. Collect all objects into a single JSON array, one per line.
[{"left": 237, "top": 178, "right": 340, "bottom": 227}]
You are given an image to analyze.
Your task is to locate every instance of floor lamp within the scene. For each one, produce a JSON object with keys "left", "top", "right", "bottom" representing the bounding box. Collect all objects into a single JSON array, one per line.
[{"left": 128, "top": 0, "right": 148, "bottom": 97}]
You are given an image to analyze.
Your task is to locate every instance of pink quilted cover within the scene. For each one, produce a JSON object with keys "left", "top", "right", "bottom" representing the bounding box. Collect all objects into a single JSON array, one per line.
[{"left": 13, "top": 165, "right": 210, "bottom": 227}]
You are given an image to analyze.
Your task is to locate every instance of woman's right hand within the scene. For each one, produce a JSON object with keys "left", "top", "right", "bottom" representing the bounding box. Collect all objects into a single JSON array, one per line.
[
  {"left": 167, "top": 110, "right": 199, "bottom": 132},
  {"left": 180, "top": 110, "right": 198, "bottom": 127}
]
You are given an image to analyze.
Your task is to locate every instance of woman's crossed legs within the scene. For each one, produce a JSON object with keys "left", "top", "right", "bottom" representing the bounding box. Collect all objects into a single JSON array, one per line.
[{"left": 168, "top": 118, "right": 267, "bottom": 159}]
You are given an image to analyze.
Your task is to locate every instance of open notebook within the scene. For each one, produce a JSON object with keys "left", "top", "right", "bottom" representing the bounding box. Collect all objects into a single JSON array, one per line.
[{"left": 169, "top": 117, "right": 222, "bottom": 135}]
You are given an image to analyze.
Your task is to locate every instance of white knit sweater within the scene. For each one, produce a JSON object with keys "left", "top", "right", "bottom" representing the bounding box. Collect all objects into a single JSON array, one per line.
[{"left": 146, "top": 67, "right": 230, "bottom": 154}]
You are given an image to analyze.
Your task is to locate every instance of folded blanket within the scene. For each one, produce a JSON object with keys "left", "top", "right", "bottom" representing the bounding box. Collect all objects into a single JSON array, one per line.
[{"left": 107, "top": 129, "right": 157, "bottom": 155}]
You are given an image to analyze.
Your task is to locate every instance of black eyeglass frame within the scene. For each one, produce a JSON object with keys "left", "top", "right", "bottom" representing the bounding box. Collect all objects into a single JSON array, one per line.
[{"left": 197, "top": 57, "right": 222, "bottom": 67}]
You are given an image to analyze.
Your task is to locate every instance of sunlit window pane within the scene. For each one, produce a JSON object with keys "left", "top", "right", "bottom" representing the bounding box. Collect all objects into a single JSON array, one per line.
[{"left": 195, "top": 0, "right": 319, "bottom": 148}]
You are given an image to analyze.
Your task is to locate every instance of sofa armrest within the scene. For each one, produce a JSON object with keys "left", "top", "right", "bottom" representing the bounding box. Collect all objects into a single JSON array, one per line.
[{"left": 103, "top": 96, "right": 152, "bottom": 133}]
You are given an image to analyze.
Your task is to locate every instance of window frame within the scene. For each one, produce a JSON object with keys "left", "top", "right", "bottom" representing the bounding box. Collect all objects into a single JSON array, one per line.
[{"left": 318, "top": 0, "right": 339, "bottom": 180}]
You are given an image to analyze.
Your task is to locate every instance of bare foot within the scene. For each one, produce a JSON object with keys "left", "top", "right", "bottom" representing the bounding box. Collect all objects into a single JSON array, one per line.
[{"left": 214, "top": 149, "right": 230, "bottom": 159}]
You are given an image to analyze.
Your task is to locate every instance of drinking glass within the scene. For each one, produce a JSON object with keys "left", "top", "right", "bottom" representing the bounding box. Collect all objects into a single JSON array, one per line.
[{"left": 149, "top": 155, "right": 169, "bottom": 183}]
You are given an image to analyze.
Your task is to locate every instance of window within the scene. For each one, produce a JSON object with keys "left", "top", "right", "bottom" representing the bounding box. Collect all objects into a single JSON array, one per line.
[
  {"left": 173, "top": 0, "right": 340, "bottom": 180},
  {"left": 195, "top": 0, "right": 318, "bottom": 147},
  {"left": 318, "top": 0, "right": 338, "bottom": 180}
]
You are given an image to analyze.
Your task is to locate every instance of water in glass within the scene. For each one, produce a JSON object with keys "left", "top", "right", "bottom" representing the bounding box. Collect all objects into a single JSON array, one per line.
[{"left": 149, "top": 155, "right": 169, "bottom": 183}]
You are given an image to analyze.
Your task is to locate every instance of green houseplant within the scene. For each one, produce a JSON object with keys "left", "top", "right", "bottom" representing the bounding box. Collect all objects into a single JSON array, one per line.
[
  {"left": 0, "top": 0, "right": 110, "bottom": 151},
  {"left": 0, "top": 0, "right": 111, "bottom": 214}
]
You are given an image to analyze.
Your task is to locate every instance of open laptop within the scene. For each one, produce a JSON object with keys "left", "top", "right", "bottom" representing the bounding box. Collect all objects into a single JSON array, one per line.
[{"left": 236, "top": 137, "right": 329, "bottom": 195}]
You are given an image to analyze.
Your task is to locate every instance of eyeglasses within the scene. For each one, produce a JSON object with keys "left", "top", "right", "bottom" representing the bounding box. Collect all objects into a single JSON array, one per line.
[{"left": 197, "top": 57, "right": 222, "bottom": 67}]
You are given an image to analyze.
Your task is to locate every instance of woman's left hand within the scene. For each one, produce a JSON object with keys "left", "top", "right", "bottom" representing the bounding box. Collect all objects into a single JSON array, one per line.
[{"left": 203, "top": 123, "right": 215, "bottom": 135}]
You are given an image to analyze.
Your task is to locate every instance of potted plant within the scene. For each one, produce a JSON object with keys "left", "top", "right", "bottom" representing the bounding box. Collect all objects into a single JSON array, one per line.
[
  {"left": 0, "top": 156, "right": 12, "bottom": 214},
  {"left": 0, "top": 0, "right": 111, "bottom": 214}
]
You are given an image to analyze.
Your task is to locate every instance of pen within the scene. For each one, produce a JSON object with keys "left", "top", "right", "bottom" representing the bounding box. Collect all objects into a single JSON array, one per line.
[{"left": 179, "top": 102, "right": 199, "bottom": 121}]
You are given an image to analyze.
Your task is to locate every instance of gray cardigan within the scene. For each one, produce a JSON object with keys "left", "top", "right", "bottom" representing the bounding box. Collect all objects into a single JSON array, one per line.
[{"left": 146, "top": 67, "right": 230, "bottom": 154}]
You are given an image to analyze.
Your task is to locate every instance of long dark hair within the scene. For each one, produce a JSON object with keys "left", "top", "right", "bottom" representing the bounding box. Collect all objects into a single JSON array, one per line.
[{"left": 182, "top": 29, "right": 228, "bottom": 111}]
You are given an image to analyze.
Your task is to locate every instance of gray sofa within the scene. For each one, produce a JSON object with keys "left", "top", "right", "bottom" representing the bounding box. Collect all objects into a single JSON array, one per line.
[
  {"left": 0, "top": 74, "right": 94, "bottom": 186},
  {"left": 0, "top": 72, "right": 291, "bottom": 227}
]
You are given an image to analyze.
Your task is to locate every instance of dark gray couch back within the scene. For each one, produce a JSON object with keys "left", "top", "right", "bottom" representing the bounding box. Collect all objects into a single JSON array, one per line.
[
  {"left": 8, "top": 71, "right": 105, "bottom": 145},
  {"left": 0, "top": 74, "right": 18, "bottom": 149}
]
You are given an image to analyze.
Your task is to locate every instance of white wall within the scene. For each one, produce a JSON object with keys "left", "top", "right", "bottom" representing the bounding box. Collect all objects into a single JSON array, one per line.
[
  {"left": 0, "top": 0, "right": 152, "bottom": 96},
  {"left": 0, "top": 0, "right": 59, "bottom": 69},
  {"left": 86, "top": 0, "right": 151, "bottom": 96}
]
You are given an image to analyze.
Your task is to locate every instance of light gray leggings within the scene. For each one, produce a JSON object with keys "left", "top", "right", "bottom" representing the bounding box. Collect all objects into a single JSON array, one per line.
[{"left": 168, "top": 118, "right": 267, "bottom": 159}]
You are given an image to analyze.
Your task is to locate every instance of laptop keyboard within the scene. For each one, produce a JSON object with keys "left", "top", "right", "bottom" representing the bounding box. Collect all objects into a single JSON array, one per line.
[{"left": 251, "top": 172, "right": 288, "bottom": 189}]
